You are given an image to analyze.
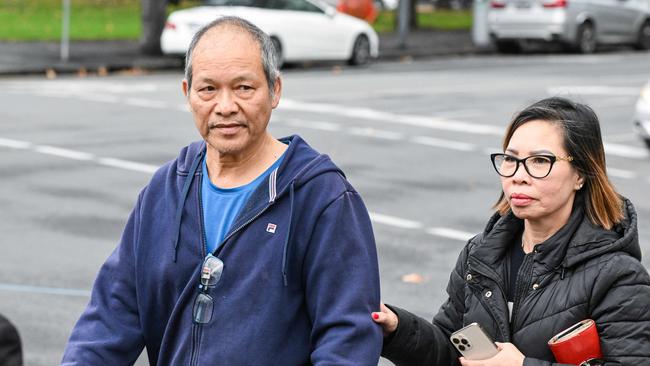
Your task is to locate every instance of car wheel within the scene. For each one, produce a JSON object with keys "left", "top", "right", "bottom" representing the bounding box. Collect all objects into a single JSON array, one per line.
[
  {"left": 575, "top": 22, "right": 596, "bottom": 54},
  {"left": 494, "top": 40, "right": 521, "bottom": 54},
  {"left": 349, "top": 35, "right": 370, "bottom": 66},
  {"left": 634, "top": 21, "right": 650, "bottom": 50},
  {"left": 270, "top": 37, "right": 284, "bottom": 69}
]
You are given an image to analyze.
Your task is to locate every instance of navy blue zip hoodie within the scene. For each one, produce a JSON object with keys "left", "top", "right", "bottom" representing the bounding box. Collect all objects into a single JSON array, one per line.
[{"left": 62, "top": 135, "right": 383, "bottom": 365}]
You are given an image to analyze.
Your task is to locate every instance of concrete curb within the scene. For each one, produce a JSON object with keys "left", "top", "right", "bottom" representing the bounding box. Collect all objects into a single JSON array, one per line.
[{"left": 0, "top": 30, "right": 479, "bottom": 76}]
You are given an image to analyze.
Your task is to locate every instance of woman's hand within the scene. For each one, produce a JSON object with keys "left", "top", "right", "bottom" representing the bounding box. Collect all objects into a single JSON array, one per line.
[
  {"left": 371, "top": 303, "right": 398, "bottom": 337},
  {"left": 459, "top": 342, "right": 524, "bottom": 366}
]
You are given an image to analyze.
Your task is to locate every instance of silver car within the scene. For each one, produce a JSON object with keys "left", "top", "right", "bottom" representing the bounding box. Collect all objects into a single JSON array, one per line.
[
  {"left": 487, "top": 0, "right": 650, "bottom": 53},
  {"left": 634, "top": 80, "right": 650, "bottom": 149}
]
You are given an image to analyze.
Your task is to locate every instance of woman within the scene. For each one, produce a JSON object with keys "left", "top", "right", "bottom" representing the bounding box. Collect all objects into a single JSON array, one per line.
[
  {"left": 372, "top": 97, "right": 650, "bottom": 365},
  {"left": 0, "top": 313, "right": 22, "bottom": 366}
]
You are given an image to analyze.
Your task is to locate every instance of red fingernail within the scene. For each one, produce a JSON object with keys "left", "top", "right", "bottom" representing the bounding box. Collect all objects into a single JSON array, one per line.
[{"left": 372, "top": 313, "right": 379, "bottom": 320}]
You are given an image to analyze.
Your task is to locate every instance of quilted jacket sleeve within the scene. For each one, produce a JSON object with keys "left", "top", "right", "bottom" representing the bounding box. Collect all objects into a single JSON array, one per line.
[
  {"left": 381, "top": 243, "right": 473, "bottom": 366},
  {"left": 589, "top": 253, "right": 650, "bottom": 364},
  {"left": 525, "top": 253, "right": 650, "bottom": 366}
]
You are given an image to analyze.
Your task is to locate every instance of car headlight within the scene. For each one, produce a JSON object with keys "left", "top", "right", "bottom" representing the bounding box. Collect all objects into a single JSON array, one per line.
[{"left": 641, "top": 83, "right": 650, "bottom": 103}]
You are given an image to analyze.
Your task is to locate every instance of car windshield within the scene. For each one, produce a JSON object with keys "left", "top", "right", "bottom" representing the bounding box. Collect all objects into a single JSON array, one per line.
[{"left": 202, "top": 0, "right": 265, "bottom": 6}]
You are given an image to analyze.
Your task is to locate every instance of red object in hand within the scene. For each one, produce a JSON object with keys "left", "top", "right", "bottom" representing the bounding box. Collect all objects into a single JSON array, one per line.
[{"left": 548, "top": 319, "right": 602, "bottom": 365}]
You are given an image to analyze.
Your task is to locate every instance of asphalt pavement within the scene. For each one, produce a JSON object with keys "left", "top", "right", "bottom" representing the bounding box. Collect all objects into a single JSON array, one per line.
[
  {"left": 0, "top": 30, "right": 476, "bottom": 75},
  {"left": 2, "top": 52, "right": 650, "bottom": 365}
]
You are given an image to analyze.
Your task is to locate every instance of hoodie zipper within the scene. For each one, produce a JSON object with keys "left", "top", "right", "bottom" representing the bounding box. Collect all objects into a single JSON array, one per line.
[
  {"left": 218, "top": 203, "right": 273, "bottom": 249},
  {"left": 198, "top": 173, "right": 208, "bottom": 258},
  {"left": 189, "top": 173, "right": 208, "bottom": 366},
  {"left": 188, "top": 173, "right": 276, "bottom": 366},
  {"left": 189, "top": 323, "right": 201, "bottom": 366}
]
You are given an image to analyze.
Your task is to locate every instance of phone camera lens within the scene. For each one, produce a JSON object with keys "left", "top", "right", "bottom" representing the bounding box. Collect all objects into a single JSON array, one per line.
[
  {"left": 460, "top": 339, "right": 469, "bottom": 345},
  {"left": 452, "top": 338, "right": 460, "bottom": 344},
  {"left": 458, "top": 345, "right": 465, "bottom": 351}
]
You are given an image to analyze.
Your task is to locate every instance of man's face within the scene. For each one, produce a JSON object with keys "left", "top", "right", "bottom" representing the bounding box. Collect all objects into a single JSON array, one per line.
[{"left": 182, "top": 26, "right": 281, "bottom": 157}]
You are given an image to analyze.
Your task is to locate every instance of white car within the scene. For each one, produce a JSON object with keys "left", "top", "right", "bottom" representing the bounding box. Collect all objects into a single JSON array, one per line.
[
  {"left": 634, "top": 80, "right": 650, "bottom": 149},
  {"left": 161, "top": 0, "right": 380, "bottom": 66}
]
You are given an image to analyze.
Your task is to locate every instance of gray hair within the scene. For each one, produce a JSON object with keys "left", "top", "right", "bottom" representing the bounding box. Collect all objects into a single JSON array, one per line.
[{"left": 184, "top": 16, "right": 280, "bottom": 97}]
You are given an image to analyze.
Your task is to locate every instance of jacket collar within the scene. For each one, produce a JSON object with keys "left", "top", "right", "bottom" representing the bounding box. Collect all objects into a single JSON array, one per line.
[{"left": 470, "top": 194, "right": 639, "bottom": 276}]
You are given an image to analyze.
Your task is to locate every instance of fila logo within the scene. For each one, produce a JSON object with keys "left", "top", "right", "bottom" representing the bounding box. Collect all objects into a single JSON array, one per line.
[{"left": 266, "top": 223, "right": 277, "bottom": 234}]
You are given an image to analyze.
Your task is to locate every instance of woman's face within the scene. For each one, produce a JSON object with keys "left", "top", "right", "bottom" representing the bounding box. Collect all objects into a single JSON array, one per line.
[{"left": 501, "top": 120, "right": 584, "bottom": 223}]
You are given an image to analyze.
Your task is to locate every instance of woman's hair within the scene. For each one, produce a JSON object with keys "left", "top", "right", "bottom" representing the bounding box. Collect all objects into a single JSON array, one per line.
[{"left": 494, "top": 97, "right": 624, "bottom": 229}]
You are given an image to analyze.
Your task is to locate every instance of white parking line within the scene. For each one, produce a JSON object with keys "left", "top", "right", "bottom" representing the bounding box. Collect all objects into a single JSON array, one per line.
[
  {"left": 426, "top": 227, "right": 474, "bottom": 242},
  {"left": 279, "top": 119, "right": 480, "bottom": 153},
  {"left": 608, "top": 168, "right": 638, "bottom": 179},
  {"left": 410, "top": 136, "right": 476, "bottom": 152},
  {"left": 604, "top": 143, "right": 648, "bottom": 159},
  {"left": 123, "top": 98, "right": 168, "bottom": 109},
  {"left": 0, "top": 137, "right": 158, "bottom": 173},
  {"left": 547, "top": 86, "right": 640, "bottom": 96},
  {"left": 97, "top": 157, "right": 158, "bottom": 174},
  {"left": 283, "top": 119, "right": 341, "bottom": 132},
  {"left": 369, "top": 214, "right": 474, "bottom": 242},
  {"left": 78, "top": 95, "right": 120, "bottom": 104},
  {"left": 349, "top": 127, "right": 404, "bottom": 140},
  {"left": 0, "top": 137, "right": 32, "bottom": 149},
  {"left": 279, "top": 98, "right": 504, "bottom": 135},
  {"left": 0, "top": 283, "right": 90, "bottom": 297},
  {"left": 369, "top": 212, "right": 423, "bottom": 229},
  {"left": 483, "top": 147, "right": 502, "bottom": 155},
  {"left": 33, "top": 145, "right": 94, "bottom": 161},
  {"left": 606, "top": 133, "right": 640, "bottom": 143}
]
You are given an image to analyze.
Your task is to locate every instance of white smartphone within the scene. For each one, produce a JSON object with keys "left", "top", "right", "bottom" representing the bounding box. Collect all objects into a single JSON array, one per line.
[{"left": 450, "top": 323, "right": 499, "bottom": 360}]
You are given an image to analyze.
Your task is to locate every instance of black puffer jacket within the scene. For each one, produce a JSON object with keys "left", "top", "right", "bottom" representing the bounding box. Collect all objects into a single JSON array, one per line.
[{"left": 383, "top": 197, "right": 650, "bottom": 365}]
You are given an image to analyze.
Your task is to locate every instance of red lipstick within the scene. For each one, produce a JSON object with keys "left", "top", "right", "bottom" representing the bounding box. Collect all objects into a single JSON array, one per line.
[{"left": 510, "top": 193, "right": 534, "bottom": 206}]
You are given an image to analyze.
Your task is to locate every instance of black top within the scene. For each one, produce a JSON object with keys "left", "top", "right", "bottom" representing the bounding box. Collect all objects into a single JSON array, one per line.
[{"left": 507, "top": 235, "right": 526, "bottom": 302}]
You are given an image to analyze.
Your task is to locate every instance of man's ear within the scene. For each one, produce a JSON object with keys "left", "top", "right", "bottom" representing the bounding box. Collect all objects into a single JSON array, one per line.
[
  {"left": 182, "top": 79, "right": 189, "bottom": 98},
  {"left": 271, "top": 77, "right": 282, "bottom": 108}
]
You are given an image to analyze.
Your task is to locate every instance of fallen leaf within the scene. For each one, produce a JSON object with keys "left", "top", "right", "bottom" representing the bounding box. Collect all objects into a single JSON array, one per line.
[
  {"left": 45, "top": 68, "right": 57, "bottom": 79},
  {"left": 401, "top": 273, "right": 426, "bottom": 284}
]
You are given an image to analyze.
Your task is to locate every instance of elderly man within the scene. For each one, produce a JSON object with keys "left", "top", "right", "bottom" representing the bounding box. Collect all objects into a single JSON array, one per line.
[{"left": 62, "top": 16, "right": 382, "bottom": 365}]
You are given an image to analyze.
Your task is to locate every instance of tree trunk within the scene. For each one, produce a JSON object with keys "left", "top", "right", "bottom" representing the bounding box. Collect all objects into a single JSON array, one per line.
[
  {"left": 408, "top": 0, "right": 418, "bottom": 29},
  {"left": 140, "top": 0, "right": 168, "bottom": 55}
]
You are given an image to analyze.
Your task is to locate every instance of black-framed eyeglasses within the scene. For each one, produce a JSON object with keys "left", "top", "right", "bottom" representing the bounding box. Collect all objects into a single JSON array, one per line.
[
  {"left": 193, "top": 254, "right": 224, "bottom": 324},
  {"left": 490, "top": 153, "right": 573, "bottom": 179}
]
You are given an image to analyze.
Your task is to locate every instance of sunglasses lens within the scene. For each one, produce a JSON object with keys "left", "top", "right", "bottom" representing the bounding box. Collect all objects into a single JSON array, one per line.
[
  {"left": 193, "top": 293, "right": 213, "bottom": 324},
  {"left": 200, "top": 255, "right": 224, "bottom": 287}
]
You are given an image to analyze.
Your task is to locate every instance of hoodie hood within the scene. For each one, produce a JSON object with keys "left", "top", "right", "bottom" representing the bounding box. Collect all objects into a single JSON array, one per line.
[
  {"left": 173, "top": 135, "right": 341, "bottom": 189},
  {"left": 471, "top": 193, "right": 641, "bottom": 274}
]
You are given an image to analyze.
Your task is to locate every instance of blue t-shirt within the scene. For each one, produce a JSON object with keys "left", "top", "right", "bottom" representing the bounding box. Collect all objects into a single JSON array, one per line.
[{"left": 201, "top": 154, "right": 285, "bottom": 254}]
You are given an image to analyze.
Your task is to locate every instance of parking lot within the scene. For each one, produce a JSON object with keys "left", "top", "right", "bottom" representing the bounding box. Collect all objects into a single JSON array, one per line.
[{"left": 1, "top": 51, "right": 649, "bottom": 364}]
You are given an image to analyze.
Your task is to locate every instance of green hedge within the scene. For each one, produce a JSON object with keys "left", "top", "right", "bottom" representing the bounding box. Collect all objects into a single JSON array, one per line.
[
  {"left": 0, "top": 0, "right": 470, "bottom": 41},
  {"left": 0, "top": 0, "right": 200, "bottom": 41},
  {"left": 374, "top": 10, "right": 472, "bottom": 33}
]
